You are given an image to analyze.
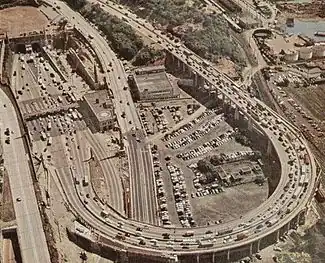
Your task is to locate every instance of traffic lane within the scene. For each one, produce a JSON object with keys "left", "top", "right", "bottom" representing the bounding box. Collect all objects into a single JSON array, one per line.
[
  {"left": 141, "top": 145, "right": 157, "bottom": 225},
  {"left": 0, "top": 91, "right": 51, "bottom": 263},
  {"left": 59, "top": 0, "right": 302, "bottom": 223},
  {"left": 82, "top": 129, "right": 124, "bottom": 213},
  {"left": 127, "top": 132, "right": 157, "bottom": 224},
  {"left": 128, "top": 138, "right": 142, "bottom": 220},
  {"left": 44, "top": 0, "right": 316, "bottom": 254},
  {"left": 128, "top": 136, "right": 146, "bottom": 221},
  {"left": 57, "top": 2, "right": 138, "bottom": 132}
]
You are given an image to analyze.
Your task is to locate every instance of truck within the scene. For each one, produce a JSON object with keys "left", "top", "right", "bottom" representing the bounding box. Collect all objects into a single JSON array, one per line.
[
  {"left": 217, "top": 228, "right": 233, "bottom": 236},
  {"left": 236, "top": 232, "right": 248, "bottom": 241},
  {"left": 202, "top": 60, "right": 210, "bottom": 68},
  {"left": 83, "top": 175, "right": 89, "bottom": 186},
  {"left": 266, "top": 218, "right": 279, "bottom": 227},
  {"left": 183, "top": 50, "right": 192, "bottom": 57},
  {"left": 183, "top": 230, "right": 194, "bottom": 237},
  {"left": 304, "top": 154, "right": 310, "bottom": 165},
  {"left": 292, "top": 186, "right": 302, "bottom": 199},
  {"left": 72, "top": 111, "right": 78, "bottom": 121},
  {"left": 198, "top": 240, "right": 213, "bottom": 248},
  {"left": 77, "top": 111, "right": 83, "bottom": 120},
  {"left": 70, "top": 93, "right": 77, "bottom": 103},
  {"left": 100, "top": 210, "right": 109, "bottom": 218},
  {"left": 40, "top": 131, "right": 47, "bottom": 141},
  {"left": 47, "top": 137, "right": 52, "bottom": 146}
]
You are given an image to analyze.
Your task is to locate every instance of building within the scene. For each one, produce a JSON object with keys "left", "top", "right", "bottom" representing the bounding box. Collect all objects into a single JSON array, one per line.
[
  {"left": 128, "top": 66, "right": 180, "bottom": 101},
  {"left": 238, "top": 16, "right": 260, "bottom": 29},
  {"left": 81, "top": 90, "right": 115, "bottom": 132}
]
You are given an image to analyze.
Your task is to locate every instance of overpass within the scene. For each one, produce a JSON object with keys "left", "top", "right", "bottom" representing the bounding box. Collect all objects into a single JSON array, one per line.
[{"left": 12, "top": 0, "right": 322, "bottom": 262}]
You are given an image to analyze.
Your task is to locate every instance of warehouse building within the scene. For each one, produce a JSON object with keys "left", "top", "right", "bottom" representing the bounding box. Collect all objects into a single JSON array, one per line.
[
  {"left": 128, "top": 66, "right": 180, "bottom": 101},
  {"left": 81, "top": 90, "right": 115, "bottom": 132}
]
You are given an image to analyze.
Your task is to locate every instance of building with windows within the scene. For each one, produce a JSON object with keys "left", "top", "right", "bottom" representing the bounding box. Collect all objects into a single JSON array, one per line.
[
  {"left": 128, "top": 66, "right": 180, "bottom": 101},
  {"left": 81, "top": 90, "right": 115, "bottom": 132}
]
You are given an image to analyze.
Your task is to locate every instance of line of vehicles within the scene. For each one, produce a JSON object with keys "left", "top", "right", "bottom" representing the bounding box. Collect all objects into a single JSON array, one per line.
[
  {"left": 162, "top": 109, "right": 214, "bottom": 142},
  {"left": 165, "top": 114, "right": 224, "bottom": 150},
  {"left": 44, "top": 2, "right": 317, "bottom": 259},
  {"left": 176, "top": 130, "right": 234, "bottom": 160}
]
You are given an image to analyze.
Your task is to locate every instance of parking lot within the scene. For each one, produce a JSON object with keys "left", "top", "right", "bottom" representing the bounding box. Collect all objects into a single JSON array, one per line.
[
  {"left": 162, "top": 108, "right": 215, "bottom": 142},
  {"left": 138, "top": 100, "right": 200, "bottom": 136}
]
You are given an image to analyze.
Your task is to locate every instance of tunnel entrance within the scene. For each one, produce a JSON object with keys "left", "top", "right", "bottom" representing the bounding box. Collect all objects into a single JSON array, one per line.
[
  {"left": 2, "top": 230, "right": 22, "bottom": 263},
  {"left": 15, "top": 44, "right": 26, "bottom": 53},
  {"left": 31, "top": 42, "right": 41, "bottom": 53}
]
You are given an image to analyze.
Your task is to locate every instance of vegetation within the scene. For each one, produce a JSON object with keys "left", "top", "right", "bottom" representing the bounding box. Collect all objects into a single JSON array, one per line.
[
  {"left": 183, "top": 16, "right": 246, "bottom": 67},
  {"left": 122, "top": 0, "right": 246, "bottom": 69},
  {"left": 197, "top": 159, "right": 218, "bottom": 184},
  {"left": 64, "top": 1, "right": 143, "bottom": 60},
  {"left": 132, "top": 46, "right": 164, "bottom": 66},
  {"left": 64, "top": 0, "right": 86, "bottom": 10},
  {"left": 121, "top": 0, "right": 205, "bottom": 27}
]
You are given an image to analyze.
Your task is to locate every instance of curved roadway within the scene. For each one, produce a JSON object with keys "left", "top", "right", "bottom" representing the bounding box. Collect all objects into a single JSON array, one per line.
[{"left": 34, "top": 0, "right": 319, "bottom": 258}]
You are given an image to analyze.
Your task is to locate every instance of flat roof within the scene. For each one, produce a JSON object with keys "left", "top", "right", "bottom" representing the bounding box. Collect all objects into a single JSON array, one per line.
[
  {"left": 134, "top": 71, "right": 174, "bottom": 93},
  {"left": 83, "top": 90, "right": 114, "bottom": 122},
  {"left": 135, "top": 65, "right": 165, "bottom": 74}
]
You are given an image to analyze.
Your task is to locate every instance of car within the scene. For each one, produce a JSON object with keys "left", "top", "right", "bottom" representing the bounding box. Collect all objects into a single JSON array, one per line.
[
  {"left": 16, "top": 197, "right": 21, "bottom": 202},
  {"left": 123, "top": 86, "right": 128, "bottom": 90},
  {"left": 5, "top": 137, "right": 10, "bottom": 144}
]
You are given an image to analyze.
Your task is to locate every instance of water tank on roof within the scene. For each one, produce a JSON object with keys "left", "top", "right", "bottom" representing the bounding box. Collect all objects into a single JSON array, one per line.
[
  {"left": 299, "top": 47, "right": 313, "bottom": 60},
  {"left": 284, "top": 49, "right": 299, "bottom": 62},
  {"left": 312, "top": 44, "right": 325, "bottom": 58}
]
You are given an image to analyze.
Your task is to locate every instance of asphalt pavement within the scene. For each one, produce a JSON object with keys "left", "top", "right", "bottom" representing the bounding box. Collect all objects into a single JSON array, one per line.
[{"left": 0, "top": 87, "right": 51, "bottom": 263}]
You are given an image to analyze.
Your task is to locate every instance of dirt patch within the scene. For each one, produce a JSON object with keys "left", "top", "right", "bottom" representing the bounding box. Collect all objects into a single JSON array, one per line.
[
  {"left": 214, "top": 57, "right": 240, "bottom": 79},
  {"left": 191, "top": 183, "right": 268, "bottom": 226},
  {"left": 0, "top": 6, "right": 48, "bottom": 38},
  {"left": 0, "top": 169, "right": 15, "bottom": 222},
  {"left": 89, "top": 155, "right": 110, "bottom": 204}
]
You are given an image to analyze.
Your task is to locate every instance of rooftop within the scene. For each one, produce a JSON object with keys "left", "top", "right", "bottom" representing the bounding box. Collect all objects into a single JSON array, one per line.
[
  {"left": 135, "top": 65, "right": 165, "bottom": 75},
  {"left": 83, "top": 90, "right": 114, "bottom": 122},
  {"left": 134, "top": 71, "right": 174, "bottom": 93}
]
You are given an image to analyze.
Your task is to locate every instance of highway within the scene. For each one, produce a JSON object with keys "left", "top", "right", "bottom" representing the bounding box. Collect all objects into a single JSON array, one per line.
[
  {"left": 44, "top": 0, "right": 157, "bottom": 224},
  {"left": 0, "top": 86, "right": 51, "bottom": 262},
  {"left": 9, "top": 0, "right": 319, "bottom": 260}
]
